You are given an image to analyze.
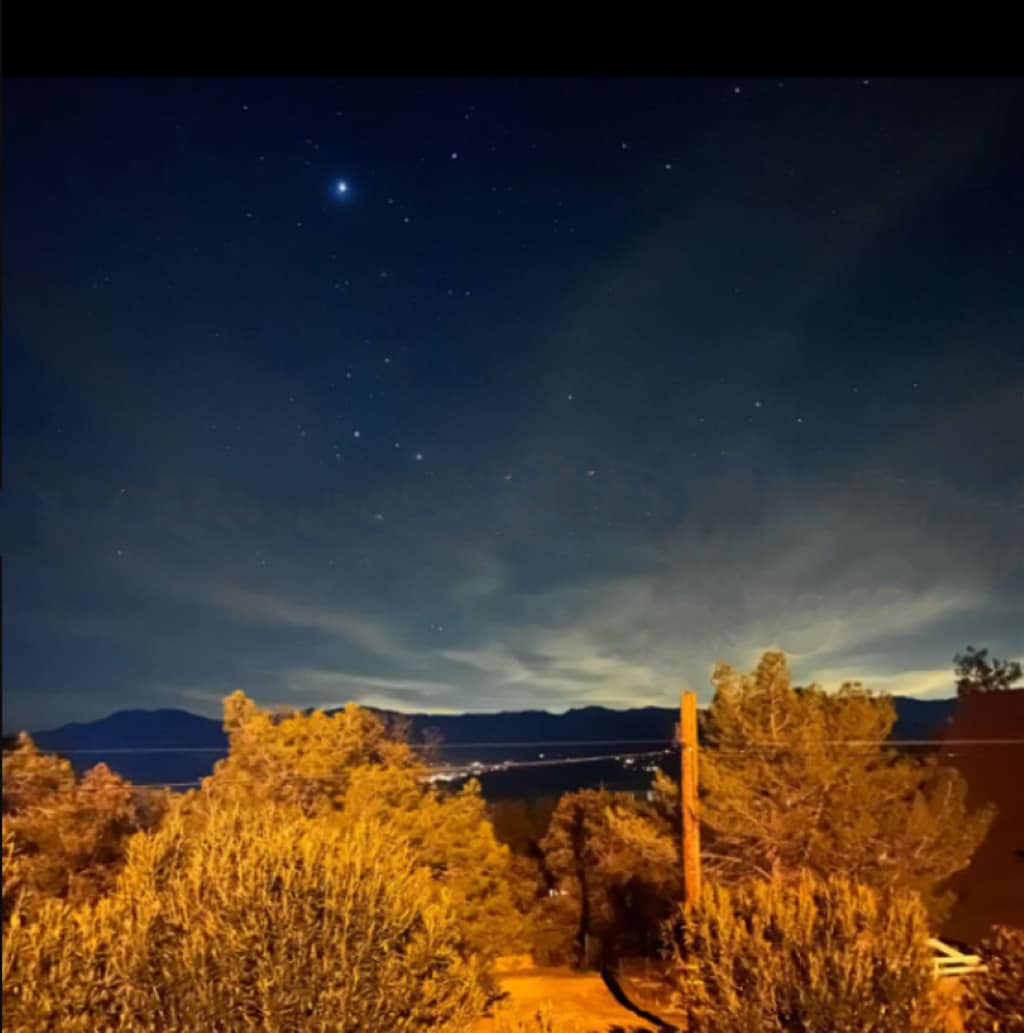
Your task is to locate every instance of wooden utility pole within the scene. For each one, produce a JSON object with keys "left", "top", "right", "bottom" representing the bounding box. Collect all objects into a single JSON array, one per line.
[{"left": 680, "top": 691, "right": 701, "bottom": 912}]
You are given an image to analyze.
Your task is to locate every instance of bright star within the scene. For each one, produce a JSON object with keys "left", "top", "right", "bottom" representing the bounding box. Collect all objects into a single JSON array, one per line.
[{"left": 335, "top": 180, "right": 349, "bottom": 195}]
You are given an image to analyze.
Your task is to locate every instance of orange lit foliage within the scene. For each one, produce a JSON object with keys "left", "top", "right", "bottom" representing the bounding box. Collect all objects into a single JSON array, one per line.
[
  {"left": 203, "top": 691, "right": 416, "bottom": 813},
  {"left": 3, "top": 801, "right": 489, "bottom": 1033},
  {"left": 197, "top": 692, "right": 525, "bottom": 957},
  {"left": 694, "top": 651, "right": 993, "bottom": 922},
  {"left": 2, "top": 733, "right": 167, "bottom": 918},
  {"left": 538, "top": 788, "right": 680, "bottom": 967},
  {"left": 961, "top": 925, "right": 1024, "bottom": 1033},
  {"left": 670, "top": 871, "right": 944, "bottom": 1033}
]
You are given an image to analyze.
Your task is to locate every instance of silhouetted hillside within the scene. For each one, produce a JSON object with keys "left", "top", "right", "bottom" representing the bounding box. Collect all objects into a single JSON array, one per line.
[
  {"left": 34, "top": 709, "right": 229, "bottom": 750},
  {"left": 29, "top": 696, "right": 959, "bottom": 789}
]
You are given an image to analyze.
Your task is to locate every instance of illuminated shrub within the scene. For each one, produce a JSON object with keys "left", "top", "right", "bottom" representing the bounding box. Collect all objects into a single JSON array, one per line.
[
  {"left": 2, "top": 736, "right": 167, "bottom": 918},
  {"left": 3, "top": 801, "right": 489, "bottom": 1032},
  {"left": 962, "top": 926, "right": 1024, "bottom": 1033},
  {"left": 667, "top": 871, "right": 944, "bottom": 1033}
]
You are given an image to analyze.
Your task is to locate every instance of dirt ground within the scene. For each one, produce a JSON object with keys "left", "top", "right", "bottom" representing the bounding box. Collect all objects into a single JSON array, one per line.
[
  {"left": 475, "top": 964, "right": 968, "bottom": 1032},
  {"left": 474, "top": 966, "right": 672, "bottom": 1032}
]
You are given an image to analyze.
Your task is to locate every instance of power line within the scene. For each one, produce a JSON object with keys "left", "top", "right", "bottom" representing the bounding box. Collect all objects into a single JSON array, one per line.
[
  {"left": 36, "top": 739, "right": 674, "bottom": 754},
  {"left": 123, "top": 748, "right": 674, "bottom": 788},
  {"left": 33, "top": 737, "right": 1024, "bottom": 756}
]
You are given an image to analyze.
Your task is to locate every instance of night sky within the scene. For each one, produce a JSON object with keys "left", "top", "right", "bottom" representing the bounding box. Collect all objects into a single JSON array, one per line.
[{"left": 3, "top": 77, "right": 1022, "bottom": 732}]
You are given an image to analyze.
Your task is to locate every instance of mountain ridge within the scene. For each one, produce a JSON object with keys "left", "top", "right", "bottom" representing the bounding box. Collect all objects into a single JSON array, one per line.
[{"left": 27, "top": 696, "right": 958, "bottom": 751}]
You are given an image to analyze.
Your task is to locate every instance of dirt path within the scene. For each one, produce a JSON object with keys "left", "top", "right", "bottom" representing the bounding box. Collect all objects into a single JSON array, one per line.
[{"left": 474, "top": 967, "right": 669, "bottom": 1032}]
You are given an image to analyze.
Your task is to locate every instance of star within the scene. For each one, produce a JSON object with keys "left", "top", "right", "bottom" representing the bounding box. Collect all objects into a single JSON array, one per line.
[
  {"left": 586, "top": 469, "right": 596, "bottom": 477},
  {"left": 353, "top": 430, "right": 361, "bottom": 438},
  {"left": 335, "top": 180, "right": 349, "bottom": 195},
  {"left": 415, "top": 452, "right": 424, "bottom": 461}
]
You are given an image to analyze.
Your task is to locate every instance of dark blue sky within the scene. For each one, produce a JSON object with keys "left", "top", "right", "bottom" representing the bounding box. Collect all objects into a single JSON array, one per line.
[{"left": 3, "top": 77, "right": 1022, "bottom": 731}]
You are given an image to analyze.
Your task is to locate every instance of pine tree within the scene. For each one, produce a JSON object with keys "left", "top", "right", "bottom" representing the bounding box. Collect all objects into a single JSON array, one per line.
[
  {"left": 197, "top": 692, "right": 525, "bottom": 958},
  {"left": 206, "top": 691, "right": 416, "bottom": 813},
  {"left": 539, "top": 788, "right": 680, "bottom": 967},
  {"left": 954, "top": 646, "right": 1023, "bottom": 696},
  {"left": 2, "top": 735, "right": 167, "bottom": 918},
  {"left": 697, "top": 650, "right": 993, "bottom": 921}
]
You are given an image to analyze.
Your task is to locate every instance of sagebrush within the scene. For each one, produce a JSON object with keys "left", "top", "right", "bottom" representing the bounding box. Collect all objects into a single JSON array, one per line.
[
  {"left": 668, "top": 871, "right": 945, "bottom": 1033},
  {"left": 961, "top": 925, "right": 1024, "bottom": 1033},
  {"left": 2, "top": 801, "right": 489, "bottom": 1032}
]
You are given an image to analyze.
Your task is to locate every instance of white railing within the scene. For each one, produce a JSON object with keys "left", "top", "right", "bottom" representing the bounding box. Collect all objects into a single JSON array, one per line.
[{"left": 929, "top": 937, "right": 986, "bottom": 978}]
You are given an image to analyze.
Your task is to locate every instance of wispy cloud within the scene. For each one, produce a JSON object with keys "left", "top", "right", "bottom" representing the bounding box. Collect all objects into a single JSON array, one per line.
[{"left": 201, "top": 585, "right": 410, "bottom": 659}]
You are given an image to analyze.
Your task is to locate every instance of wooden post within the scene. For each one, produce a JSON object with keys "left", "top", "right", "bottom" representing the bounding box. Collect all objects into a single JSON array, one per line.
[{"left": 680, "top": 691, "right": 701, "bottom": 912}]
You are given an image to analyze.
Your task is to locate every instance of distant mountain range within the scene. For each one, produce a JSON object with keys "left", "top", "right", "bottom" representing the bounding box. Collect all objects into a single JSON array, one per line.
[{"left": 24, "top": 696, "right": 960, "bottom": 790}]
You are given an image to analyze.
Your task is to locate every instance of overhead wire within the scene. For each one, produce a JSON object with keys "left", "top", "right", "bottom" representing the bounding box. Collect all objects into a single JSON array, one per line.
[{"left": 35, "top": 737, "right": 1024, "bottom": 756}]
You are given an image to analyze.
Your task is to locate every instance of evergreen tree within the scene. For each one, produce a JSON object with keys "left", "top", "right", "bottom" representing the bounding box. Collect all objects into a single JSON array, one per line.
[
  {"left": 205, "top": 691, "right": 416, "bottom": 813},
  {"left": 954, "top": 646, "right": 1023, "bottom": 697},
  {"left": 2, "top": 735, "right": 167, "bottom": 918},
  {"left": 198, "top": 692, "right": 525, "bottom": 958},
  {"left": 697, "top": 650, "right": 993, "bottom": 921},
  {"left": 539, "top": 788, "right": 680, "bottom": 967},
  {"left": 337, "top": 763, "right": 526, "bottom": 957}
]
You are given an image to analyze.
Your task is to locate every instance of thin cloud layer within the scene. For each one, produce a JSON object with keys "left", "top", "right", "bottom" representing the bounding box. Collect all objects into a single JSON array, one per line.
[{"left": 5, "top": 464, "right": 1019, "bottom": 729}]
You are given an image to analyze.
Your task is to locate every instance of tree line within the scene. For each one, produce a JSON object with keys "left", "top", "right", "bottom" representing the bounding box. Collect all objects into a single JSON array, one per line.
[{"left": 3, "top": 648, "right": 1021, "bottom": 1032}]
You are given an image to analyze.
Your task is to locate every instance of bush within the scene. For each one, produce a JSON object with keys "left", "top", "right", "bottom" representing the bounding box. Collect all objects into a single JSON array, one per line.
[
  {"left": 2, "top": 801, "right": 489, "bottom": 1032},
  {"left": 198, "top": 693, "right": 527, "bottom": 960},
  {"left": 3, "top": 736, "right": 168, "bottom": 918},
  {"left": 962, "top": 925, "right": 1024, "bottom": 1032},
  {"left": 667, "top": 871, "right": 944, "bottom": 1033}
]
